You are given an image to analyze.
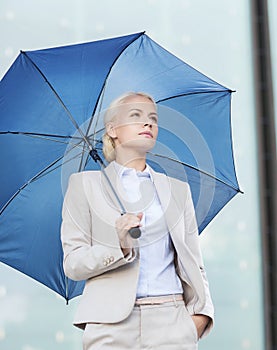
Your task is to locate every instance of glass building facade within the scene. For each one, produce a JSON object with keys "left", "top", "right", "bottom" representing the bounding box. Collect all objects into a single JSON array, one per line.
[{"left": 0, "top": 0, "right": 272, "bottom": 349}]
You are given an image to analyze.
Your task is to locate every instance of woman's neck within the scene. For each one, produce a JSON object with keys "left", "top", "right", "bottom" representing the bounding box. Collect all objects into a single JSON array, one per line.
[{"left": 115, "top": 153, "right": 146, "bottom": 171}]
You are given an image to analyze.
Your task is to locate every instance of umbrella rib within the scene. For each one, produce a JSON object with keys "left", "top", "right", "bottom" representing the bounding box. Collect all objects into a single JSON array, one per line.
[
  {"left": 148, "top": 152, "right": 242, "bottom": 193},
  {"left": 82, "top": 32, "right": 146, "bottom": 148},
  {"left": 0, "top": 143, "right": 86, "bottom": 216},
  {"left": 0, "top": 131, "right": 82, "bottom": 140},
  {"left": 156, "top": 90, "right": 234, "bottom": 104},
  {"left": 21, "top": 51, "right": 93, "bottom": 152},
  {"left": 77, "top": 145, "right": 90, "bottom": 172},
  {"left": 78, "top": 84, "right": 107, "bottom": 172},
  {"left": 89, "top": 31, "right": 146, "bottom": 120},
  {"left": 34, "top": 150, "right": 85, "bottom": 182},
  {"left": 0, "top": 131, "right": 85, "bottom": 149},
  {"left": 0, "top": 154, "right": 64, "bottom": 215}
]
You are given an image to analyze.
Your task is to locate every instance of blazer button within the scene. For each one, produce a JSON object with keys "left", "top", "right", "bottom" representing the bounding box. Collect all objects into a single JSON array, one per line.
[{"left": 103, "top": 256, "right": 114, "bottom": 266}]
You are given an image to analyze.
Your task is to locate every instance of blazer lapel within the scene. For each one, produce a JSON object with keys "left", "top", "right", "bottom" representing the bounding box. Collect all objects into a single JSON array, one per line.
[{"left": 150, "top": 168, "right": 182, "bottom": 235}]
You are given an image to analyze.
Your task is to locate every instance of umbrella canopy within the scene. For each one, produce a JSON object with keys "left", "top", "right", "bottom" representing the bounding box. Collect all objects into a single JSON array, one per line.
[{"left": 0, "top": 32, "right": 241, "bottom": 302}]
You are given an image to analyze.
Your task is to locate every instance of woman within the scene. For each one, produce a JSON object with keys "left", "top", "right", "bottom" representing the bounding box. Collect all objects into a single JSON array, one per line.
[{"left": 61, "top": 92, "right": 214, "bottom": 350}]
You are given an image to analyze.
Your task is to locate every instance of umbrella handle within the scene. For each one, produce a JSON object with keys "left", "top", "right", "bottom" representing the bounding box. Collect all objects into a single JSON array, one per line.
[
  {"left": 128, "top": 226, "right": 141, "bottom": 239},
  {"left": 120, "top": 212, "right": 141, "bottom": 239}
]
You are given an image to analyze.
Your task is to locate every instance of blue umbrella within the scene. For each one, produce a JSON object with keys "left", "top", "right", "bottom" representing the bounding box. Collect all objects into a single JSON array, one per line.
[{"left": 0, "top": 32, "right": 241, "bottom": 302}]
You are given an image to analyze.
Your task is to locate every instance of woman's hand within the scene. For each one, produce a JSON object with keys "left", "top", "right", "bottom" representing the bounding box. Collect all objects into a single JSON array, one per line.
[
  {"left": 115, "top": 213, "right": 143, "bottom": 256},
  {"left": 191, "top": 314, "right": 210, "bottom": 339}
]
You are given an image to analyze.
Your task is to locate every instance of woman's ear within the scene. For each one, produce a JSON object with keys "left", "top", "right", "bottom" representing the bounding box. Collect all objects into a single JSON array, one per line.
[{"left": 106, "top": 122, "right": 117, "bottom": 139}]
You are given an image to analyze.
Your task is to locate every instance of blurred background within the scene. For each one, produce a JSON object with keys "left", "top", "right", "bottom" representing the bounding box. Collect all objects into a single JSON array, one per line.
[{"left": 0, "top": 0, "right": 276, "bottom": 349}]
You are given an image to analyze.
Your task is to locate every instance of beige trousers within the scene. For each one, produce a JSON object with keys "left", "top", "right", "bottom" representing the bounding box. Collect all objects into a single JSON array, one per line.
[{"left": 82, "top": 300, "right": 198, "bottom": 350}]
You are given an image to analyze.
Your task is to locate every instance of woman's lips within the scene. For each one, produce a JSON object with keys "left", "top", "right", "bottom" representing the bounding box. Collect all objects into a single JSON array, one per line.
[{"left": 138, "top": 131, "right": 153, "bottom": 138}]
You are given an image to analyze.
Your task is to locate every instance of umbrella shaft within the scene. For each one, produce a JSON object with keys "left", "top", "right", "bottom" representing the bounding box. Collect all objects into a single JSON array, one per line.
[{"left": 88, "top": 149, "right": 141, "bottom": 239}]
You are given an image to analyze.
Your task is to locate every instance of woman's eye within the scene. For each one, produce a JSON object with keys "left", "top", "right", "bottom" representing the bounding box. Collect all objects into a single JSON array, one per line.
[
  {"left": 130, "top": 113, "right": 140, "bottom": 118},
  {"left": 149, "top": 115, "right": 158, "bottom": 124}
]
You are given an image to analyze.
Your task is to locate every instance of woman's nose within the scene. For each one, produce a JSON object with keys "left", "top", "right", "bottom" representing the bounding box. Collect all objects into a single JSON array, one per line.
[
  {"left": 144, "top": 121, "right": 152, "bottom": 128},
  {"left": 143, "top": 116, "right": 153, "bottom": 126}
]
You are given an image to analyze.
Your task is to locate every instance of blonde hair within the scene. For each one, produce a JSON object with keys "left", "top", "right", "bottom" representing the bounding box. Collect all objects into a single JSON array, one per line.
[{"left": 102, "top": 92, "right": 156, "bottom": 162}]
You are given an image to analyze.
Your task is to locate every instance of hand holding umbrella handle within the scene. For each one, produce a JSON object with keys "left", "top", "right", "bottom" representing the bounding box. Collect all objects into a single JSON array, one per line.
[
  {"left": 128, "top": 226, "right": 141, "bottom": 239},
  {"left": 118, "top": 211, "right": 142, "bottom": 239}
]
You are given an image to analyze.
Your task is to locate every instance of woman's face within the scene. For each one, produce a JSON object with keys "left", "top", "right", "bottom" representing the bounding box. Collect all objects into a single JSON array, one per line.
[{"left": 107, "top": 95, "right": 158, "bottom": 154}]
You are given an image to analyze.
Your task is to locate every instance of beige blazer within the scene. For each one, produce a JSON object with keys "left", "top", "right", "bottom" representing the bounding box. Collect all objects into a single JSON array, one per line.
[{"left": 61, "top": 162, "right": 214, "bottom": 336}]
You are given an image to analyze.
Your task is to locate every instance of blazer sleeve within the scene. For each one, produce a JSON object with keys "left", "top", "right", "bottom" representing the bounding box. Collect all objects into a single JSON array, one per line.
[
  {"left": 61, "top": 173, "right": 136, "bottom": 282},
  {"left": 184, "top": 183, "right": 214, "bottom": 338}
]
